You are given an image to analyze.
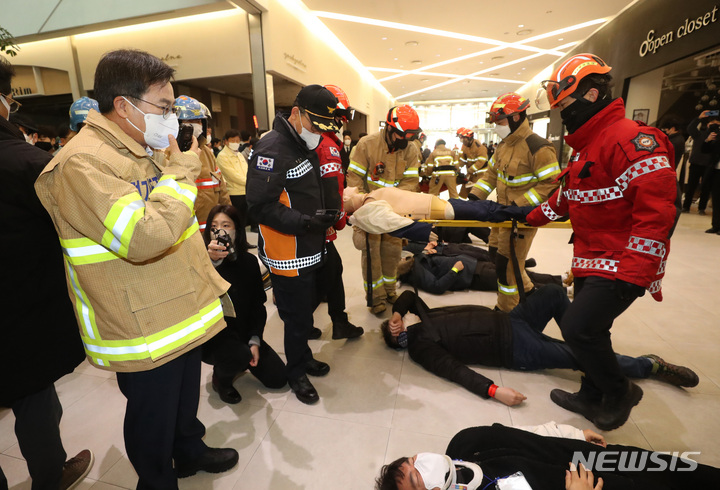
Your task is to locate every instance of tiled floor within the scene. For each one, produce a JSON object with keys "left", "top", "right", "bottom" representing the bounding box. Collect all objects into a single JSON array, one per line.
[{"left": 2, "top": 209, "right": 719, "bottom": 488}]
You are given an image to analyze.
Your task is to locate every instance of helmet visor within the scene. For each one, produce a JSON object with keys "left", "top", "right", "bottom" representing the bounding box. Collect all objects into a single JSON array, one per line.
[{"left": 541, "top": 76, "right": 577, "bottom": 107}]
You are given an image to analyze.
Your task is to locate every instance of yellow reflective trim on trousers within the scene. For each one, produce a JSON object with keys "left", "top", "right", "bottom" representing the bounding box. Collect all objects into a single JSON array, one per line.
[
  {"left": 363, "top": 277, "right": 385, "bottom": 291},
  {"left": 473, "top": 180, "right": 494, "bottom": 194},
  {"left": 497, "top": 281, "right": 518, "bottom": 295},
  {"left": 348, "top": 162, "right": 367, "bottom": 177},
  {"left": 61, "top": 237, "right": 120, "bottom": 266},
  {"left": 383, "top": 275, "right": 397, "bottom": 285},
  {"left": 536, "top": 162, "right": 561, "bottom": 179},
  {"left": 524, "top": 188, "right": 543, "bottom": 206},
  {"left": 151, "top": 175, "right": 197, "bottom": 211},
  {"left": 173, "top": 218, "right": 200, "bottom": 246},
  {"left": 64, "top": 258, "right": 101, "bottom": 341},
  {"left": 101, "top": 192, "right": 145, "bottom": 258},
  {"left": 81, "top": 299, "right": 223, "bottom": 362}
]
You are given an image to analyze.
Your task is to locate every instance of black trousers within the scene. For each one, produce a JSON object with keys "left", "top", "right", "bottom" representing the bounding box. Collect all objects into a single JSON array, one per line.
[
  {"left": 116, "top": 348, "right": 207, "bottom": 490},
  {"left": 202, "top": 327, "right": 286, "bottom": 389},
  {"left": 315, "top": 241, "right": 348, "bottom": 325},
  {"left": 1, "top": 385, "right": 66, "bottom": 490},
  {"left": 271, "top": 271, "right": 317, "bottom": 380},
  {"left": 683, "top": 164, "right": 714, "bottom": 210},
  {"left": 712, "top": 168, "right": 720, "bottom": 229},
  {"left": 559, "top": 276, "right": 636, "bottom": 397}
]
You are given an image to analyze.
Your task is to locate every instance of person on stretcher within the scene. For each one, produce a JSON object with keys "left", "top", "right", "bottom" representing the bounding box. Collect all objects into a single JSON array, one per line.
[{"left": 343, "top": 186, "right": 532, "bottom": 241}]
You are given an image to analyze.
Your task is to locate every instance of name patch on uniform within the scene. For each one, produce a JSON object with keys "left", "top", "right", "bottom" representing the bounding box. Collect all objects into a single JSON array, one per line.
[
  {"left": 256, "top": 156, "right": 274, "bottom": 171},
  {"left": 631, "top": 133, "right": 659, "bottom": 153},
  {"left": 329, "top": 146, "right": 340, "bottom": 157}
]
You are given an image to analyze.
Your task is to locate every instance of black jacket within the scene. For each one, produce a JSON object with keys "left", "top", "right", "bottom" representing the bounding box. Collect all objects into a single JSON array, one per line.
[
  {"left": 404, "top": 254, "right": 476, "bottom": 294},
  {"left": 687, "top": 117, "right": 714, "bottom": 167},
  {"left": 247, "top": 114, "right": 333, "bottom": 276},
  {"left": 216, "top": 251, "right": 267, "bottom": 341},
  {"left": 393, "top": 291, "right": 513, "bottom": 398},
  {"left": 447, "top": 425, "right": 720, "bottom": 490},
  {"left": 0, "top": 116, "right": 85, "bottom": 406}
]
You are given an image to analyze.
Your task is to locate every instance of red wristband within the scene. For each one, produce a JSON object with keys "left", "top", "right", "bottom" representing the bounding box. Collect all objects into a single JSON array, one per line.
[{"left": 488, "top": 384, "right": 498, "bottom": 398}]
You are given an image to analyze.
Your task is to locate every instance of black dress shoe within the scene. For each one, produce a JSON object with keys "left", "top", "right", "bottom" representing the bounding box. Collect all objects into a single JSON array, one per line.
[
  {"left": 308, "top": 327, "right": 322, "bottom": 340},
  {"left": 176, "top": 447, "right": 239, "bottom": 478},
  {"left": 288, "top": 374, "right": 319, "bottom": 404},
  {"left": 212, "top": 376, "right": 242, "bottom": 404},
  {"left": 705, "top": 227, "right": 719, "bottom": 233},
  {"left": 593, "top": 381, "right": 643, "bottom": 431},
  {"left": 306, "top": 358, "right": 330, "bottom": 377},
  {"left": 332, "top": 322, "right": 364, "bottom": 340}
]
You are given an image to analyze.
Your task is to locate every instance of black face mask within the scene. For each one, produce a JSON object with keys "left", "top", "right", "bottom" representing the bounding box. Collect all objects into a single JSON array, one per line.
[
  {"left": 393, "top": 138, "right": 409, "bottom": 150},
  {"left": 560, "top": 96, "right": 612, "bottom": 134},
  {"left": 35, "top": 141, "right": 54, "bottom": 151}
]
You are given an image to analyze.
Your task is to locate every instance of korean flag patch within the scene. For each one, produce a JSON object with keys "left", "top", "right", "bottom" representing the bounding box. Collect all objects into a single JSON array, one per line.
[
  {"left": 256, "top": 156, "right": 274, "bottom": 171},
  {"left": 329, "top": 146, "right": 340, "bottom": 158}
]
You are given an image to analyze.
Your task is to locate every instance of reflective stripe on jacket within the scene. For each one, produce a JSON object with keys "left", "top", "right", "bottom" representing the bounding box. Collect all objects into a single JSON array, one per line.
[
  {"left": 346, "top": 130, "right": 420, "bottom": 192},
  {"left": 35, "top": 110, "right": 230, "bottom": 372},
  {"left": 470, "top": 119, "right": 560, "bottom": 206}
]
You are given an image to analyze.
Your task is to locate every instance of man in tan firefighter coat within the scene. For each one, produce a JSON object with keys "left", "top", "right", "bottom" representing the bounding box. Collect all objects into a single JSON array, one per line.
[
  {"left": 470, "top": 93, "right": 560, "bottom": 312},
  {"left": 424, "top": 139, "right": 460, "bottom": 198},
  {"left": 457, "top": 128, "right": 489, "bottom": 198},
  {"left": 347, "top": 105, "right": 421, "bottom": 314},
  {"left": 34, "top": 49, "right": 238, "bottom": 487}
]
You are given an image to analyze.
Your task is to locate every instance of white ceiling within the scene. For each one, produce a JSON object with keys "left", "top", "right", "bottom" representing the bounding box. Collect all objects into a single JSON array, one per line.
[{"left": 303, "top": 0, "right": 635, "bottom": 103}]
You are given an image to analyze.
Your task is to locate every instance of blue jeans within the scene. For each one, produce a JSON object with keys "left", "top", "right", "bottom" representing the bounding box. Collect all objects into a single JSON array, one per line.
[{"left": 509, "top": 284, "right": 651, "bottom": 378}]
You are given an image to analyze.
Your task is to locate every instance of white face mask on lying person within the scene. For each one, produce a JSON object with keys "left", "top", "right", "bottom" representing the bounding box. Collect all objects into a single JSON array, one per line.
[{"left": 415, "top": 454, "right": 484, "bottom": 490}]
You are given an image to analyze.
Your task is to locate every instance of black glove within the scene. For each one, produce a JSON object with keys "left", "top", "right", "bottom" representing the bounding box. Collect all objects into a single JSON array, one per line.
[
  {"left": 304, "top": 213, "right": 337, "bottom": 233},
  {"left": 614, "top": 279, "right": 646, "bottom": 301}
]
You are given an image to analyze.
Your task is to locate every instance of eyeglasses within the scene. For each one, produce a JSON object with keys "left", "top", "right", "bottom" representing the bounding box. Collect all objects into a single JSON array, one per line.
[
  {"left": 126, "top": 96, "right": 177, "bottom": 120},
  {"left": 0, "top": 93, "right": 21, "bottom": 113}
]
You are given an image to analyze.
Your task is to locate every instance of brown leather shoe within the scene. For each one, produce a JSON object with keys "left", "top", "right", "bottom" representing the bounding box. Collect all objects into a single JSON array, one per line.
[{"left": 59, "top": 449, "right": 94, "bottom": 490}]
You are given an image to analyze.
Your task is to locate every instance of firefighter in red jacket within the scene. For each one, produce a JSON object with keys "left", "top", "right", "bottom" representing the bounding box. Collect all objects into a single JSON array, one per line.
[
  {"left": 313, "top": 84, "right": 364, "bottom": 340},
  {"left": 526, "top": 53, "right": 680, "bottom": 431}
]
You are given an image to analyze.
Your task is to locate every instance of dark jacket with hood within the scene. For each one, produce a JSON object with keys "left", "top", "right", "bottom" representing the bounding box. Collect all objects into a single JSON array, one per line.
[{"left": 0, "top": 116, "right": 84, "bottom": 406}]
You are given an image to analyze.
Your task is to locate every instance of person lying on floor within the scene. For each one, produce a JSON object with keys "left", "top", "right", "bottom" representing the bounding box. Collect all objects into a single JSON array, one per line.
[
  {"left": 343, "top": 186, "right": 531, "bottom": 241},
  {"left": 398, "top": 241, "right": 561, "bottom": 295},
  {"left": 381, "top": 285, "right": 698, "bottom": 407},
  {"left": 376, "top": 422, "right": 719, "bottom": 490}
]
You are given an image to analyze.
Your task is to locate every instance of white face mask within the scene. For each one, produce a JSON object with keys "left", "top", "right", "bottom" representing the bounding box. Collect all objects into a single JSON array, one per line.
[
  {"left": 191, "top": 122, "right": 203, "bottom": 139},
  {"left": 415, "top": 453, "right": 450, "bottom": 490},
  {"left": 493, "top": 124, "right": 511, "bottom": 140},
  {"left": 123, "top": 96, "right": 179, "bottom": 149},
  {"left": 344, "top": 138, "right": 352, "bottom": 146},
  {"left": 296, "top": 117, "right": 322, "bottom": 150},
  {"left": 0, "top": 96, "right": 10, "bottom": 120},
  {"left": 228, "top": 142, "right": 241, "bottom": 152},
  {"left": 24, "top": 133, "right": 34, "bottom": 144}
]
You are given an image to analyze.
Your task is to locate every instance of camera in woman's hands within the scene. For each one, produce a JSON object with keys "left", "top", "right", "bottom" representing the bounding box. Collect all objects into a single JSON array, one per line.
[{"left": 212, "top": 228, "right": 237, "bottom": 262}]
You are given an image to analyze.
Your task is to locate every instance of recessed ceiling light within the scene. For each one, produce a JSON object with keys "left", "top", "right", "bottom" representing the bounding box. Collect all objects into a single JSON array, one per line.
[
  {"left": 491, "top": 55, "right": 504, "bottom": 60},
  {"left": 382, "top": 37, "right": 387, "bottom": 40},
  {"left": 479, "top": 61, "right": 484, "bottom": 64},
  {"left": 405, "top": 41, "right": 419, "bottom": 46},
  {"left": 518, "top": 24, "right": 524, "bottom": 28},
  {"left": 394, "top": 57, "right": 398, "bottom": 60},
  {"left": 458, "top": 47, "right": 462, "bottom": 50},
  {"left": 411, "top": 60, "right": 422, "bottom": 65},
  {"left": 558, "top": 37, "right": 564, "bottom": 41},
  {"left": 389, "top": 48, "right": 393, "bottom": 51},
  {"left": 517, "top": 29, "right": 533, "bottom": 36}
]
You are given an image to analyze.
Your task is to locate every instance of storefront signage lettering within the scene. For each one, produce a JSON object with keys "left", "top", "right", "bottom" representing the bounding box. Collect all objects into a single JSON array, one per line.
[
  {"left": 11, "top": 87, "right": 33, "bottom": 96},
  {"left": 639, "top": 5, "right": 718, "bottom": 57},
  {"left": 284, "top": 53, "right": 306, "bottom": 72}
]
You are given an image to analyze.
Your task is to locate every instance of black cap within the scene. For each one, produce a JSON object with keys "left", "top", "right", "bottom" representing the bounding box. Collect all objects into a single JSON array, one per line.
[
  {"left": 10, "top": 113, "right": 38, "bottom": 133},
  {"left": 295, "top": 84, "right": 339, "bottom": 132}
]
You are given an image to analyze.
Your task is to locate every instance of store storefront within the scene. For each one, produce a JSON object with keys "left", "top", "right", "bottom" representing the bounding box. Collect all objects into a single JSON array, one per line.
[{"left": 544, "top": 0, "right": 720, "bottom": 163}]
